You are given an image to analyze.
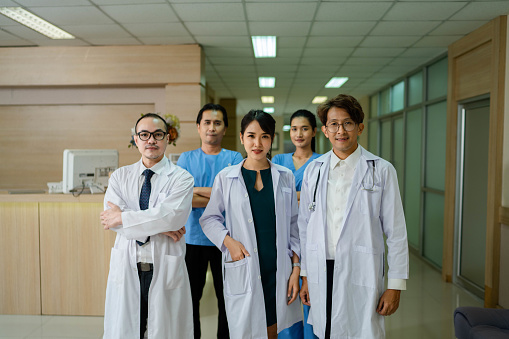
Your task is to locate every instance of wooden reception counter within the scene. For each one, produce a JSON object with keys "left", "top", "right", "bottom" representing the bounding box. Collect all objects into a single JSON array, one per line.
[{"left": 0, "top": 193, "right": 115, "bottom": 316}]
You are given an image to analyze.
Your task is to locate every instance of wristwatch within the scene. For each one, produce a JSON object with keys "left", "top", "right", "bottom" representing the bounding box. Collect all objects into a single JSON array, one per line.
[{"left": 292, "top": 262, "right": 301, "bottom": 268}]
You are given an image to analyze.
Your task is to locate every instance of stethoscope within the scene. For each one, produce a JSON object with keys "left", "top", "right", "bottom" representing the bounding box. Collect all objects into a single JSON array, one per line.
[{"left": 308, "top": 160, "right": 377, "bottom": 212}]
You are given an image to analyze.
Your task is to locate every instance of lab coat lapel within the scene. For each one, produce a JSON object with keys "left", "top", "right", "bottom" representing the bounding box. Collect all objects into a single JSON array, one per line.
[
  {"left": 150, "top": 158, "right": 173, "bottom": 201},
  {"left": 270, "top": 161, "right": 281, "bottom": 208}
]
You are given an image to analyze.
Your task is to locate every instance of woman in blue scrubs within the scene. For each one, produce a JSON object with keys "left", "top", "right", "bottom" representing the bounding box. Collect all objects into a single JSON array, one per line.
[{"left": 273, "top": 109, "right": 320, "bottom": 339}]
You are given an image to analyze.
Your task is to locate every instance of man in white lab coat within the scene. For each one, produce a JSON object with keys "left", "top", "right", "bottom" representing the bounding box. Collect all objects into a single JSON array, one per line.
[
  {"left": 299, "top": 94, "right": 409, "bottom": 339},
  {"left": 100, "top": 113, "right": 194, "bottom": 339}
]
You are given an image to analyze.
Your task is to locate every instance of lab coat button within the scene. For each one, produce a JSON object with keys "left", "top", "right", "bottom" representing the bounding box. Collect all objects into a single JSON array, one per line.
[
  {"left": 248, "top": 218, "right": 252, "bottom": 223},
  {"left": 258, "top": 275, "right": 261, "bottom": 279},
  {"left": 254, "top": 248, "right": 258, "bottom": 253},
  {"left": 245, "top": 193, "right": 248, "bottom": 198}
]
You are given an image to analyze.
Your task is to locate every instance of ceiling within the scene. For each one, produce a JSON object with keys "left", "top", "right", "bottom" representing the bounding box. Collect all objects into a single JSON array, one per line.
[{"left": 0, "top": 0, "right": 508, "bottom": 118}]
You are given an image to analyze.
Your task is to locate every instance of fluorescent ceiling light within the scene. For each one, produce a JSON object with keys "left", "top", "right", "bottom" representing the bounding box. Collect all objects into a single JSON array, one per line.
[
  {"left": 282, "top": 125, "right": 291, "bottom": 132},
  {"left": 0, "top": 7, "right": 75, "bottom": 39},
  {"left": 325, "top": 77, "right": 349, "bottom": 88},
  {"left": 264, "top": 107, "right": 275, "bottom": 114},
  {"left": 259, "top": 77, "right": 275, "bottom": 88},
  {"left": 261, "top": 96, "right": 274, "bottom": 104},
  {"left": 312, "top": 96, "right": 328, "bottom": 104},
  {"left": 252, "top": 36, "right": 276, "bottom": 58}
]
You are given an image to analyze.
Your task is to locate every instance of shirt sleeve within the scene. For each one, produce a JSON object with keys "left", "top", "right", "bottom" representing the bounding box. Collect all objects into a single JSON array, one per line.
[
  {"left": 388, "top": 278, "right": 406, "bottom": 290},
  {"left": 176, "top": 152, "right": 187, "bottom": 170},
  {"left": 199, "top": 173, "right": 229, "bottom": 252},
  {"left": 232, "top": 152, "right": 243, "bottom": 165},
  {"left": 116, "top": 170, "right": 194, "bottom": 240}
]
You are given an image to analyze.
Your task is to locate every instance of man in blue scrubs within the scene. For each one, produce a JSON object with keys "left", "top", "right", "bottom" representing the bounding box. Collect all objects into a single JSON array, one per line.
[{"left": 177, "top": 103, "right": 243, "bottom": 339}]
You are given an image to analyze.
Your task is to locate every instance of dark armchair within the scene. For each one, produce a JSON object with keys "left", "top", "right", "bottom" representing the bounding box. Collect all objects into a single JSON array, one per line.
[{"left": 454, "top": 306, "right": 509, "bottom": 339}]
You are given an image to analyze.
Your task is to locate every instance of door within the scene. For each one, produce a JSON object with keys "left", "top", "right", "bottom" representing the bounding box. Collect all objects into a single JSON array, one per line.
[{"left": 454, "top": 97, "right": 490, "bottom": 298}]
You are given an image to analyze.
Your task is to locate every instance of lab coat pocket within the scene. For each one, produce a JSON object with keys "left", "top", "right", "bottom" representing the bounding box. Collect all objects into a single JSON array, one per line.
[
  {"left": 359, "top": 186, "right": 382, "bottom": 217},
  {"left": 162, "top": 254, "right": 185, "bottom": 290},
  {"left": 282, "top": 187, "right": 292, "bottom": 217},
  {"left": 224, "top": 257, "right": 251, "bottom": 296},
  {"left": 108, "top": 247, "right": 124, "bottom": 285},
  {"left": 350, "top": 245, "right": 380, "bottom": 288},
  {"left": 306, "top": 243, "right": 319, "bottom": 284}
]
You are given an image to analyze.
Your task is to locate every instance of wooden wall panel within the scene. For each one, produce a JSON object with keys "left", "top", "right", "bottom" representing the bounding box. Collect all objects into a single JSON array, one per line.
[
  {"left": 0, "top": 202, "right": 41, "bottom": 314},
  {"left": 444, "top": 16, "right": 506, "bottom": 307},
  {"left": 0, "top": 45, "right": 202, "bottom": 86},
  {"left": 39, "top": 202, "right": 115, "bottom": 316}
]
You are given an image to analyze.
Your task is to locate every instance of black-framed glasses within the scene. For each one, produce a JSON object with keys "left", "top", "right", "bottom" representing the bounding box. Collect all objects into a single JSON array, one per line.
[
  {"left": 137, "top": 130, "right": 167, "bottom": 141},
  {"left": 326, "top": 120, "right": 356, "bottom": 133}
]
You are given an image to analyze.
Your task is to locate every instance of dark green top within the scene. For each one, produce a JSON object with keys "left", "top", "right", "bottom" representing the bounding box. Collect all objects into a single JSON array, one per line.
[{"left": 241, "top": 166, "right": 277, "bottom": 327}]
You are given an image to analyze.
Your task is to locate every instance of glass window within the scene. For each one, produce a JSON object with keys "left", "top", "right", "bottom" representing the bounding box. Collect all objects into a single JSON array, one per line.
[
  {"left": 425, "top": 101, "right": 447, "bottom": 190},
  {"left": 380, "top": 88, "right": 391, "bottom": 115},
  {"left": 370, "top": 94, "right": 379, "bottom": 118},
  {"left": 368, "top": 121, "right": 379, "bottom": 155},
  {"left": 404, "top": 108, "right": 422, "bottom": 249},
  {"left": 381, "top": 119, "right": 392, "bottom": 160},
  {"left": 391, "top": 81, "right": 405, "bottom": 112},
  {"left": 427, "top": 57, "right": 448, "bottom": 100},
  {"left": 409, "top": 71, "right": 423, "bottom": 106},
  {"left": 393, "top": 116, "right": 404, "bottom": 193},
  {"left": 423, "top": 192, "right": 444, "bottom": 267}
]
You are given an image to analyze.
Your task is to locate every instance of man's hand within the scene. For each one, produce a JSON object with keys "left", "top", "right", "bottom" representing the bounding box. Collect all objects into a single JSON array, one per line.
[
  {"left": 376, "top": 289, "right": 401, "bottom": 316},
  {"left": 100, "top": 202, "right": 122, "bottom": 230},
  {"left": 223, "top": 235, "right": 250, "bottom": 261},
  {"left": 300, "top": 276, "right": 311, "bottom": 306},
  {"left": 161, "top": 226, "right": 186, "bottom": 242}
]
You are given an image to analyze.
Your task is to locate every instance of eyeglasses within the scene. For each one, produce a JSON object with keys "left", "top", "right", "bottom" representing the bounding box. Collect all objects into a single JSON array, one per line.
[
  {"left": 137, "top": 130, "right": 167, "bottom": 141},
  {"left": 326, "top": 120, "right": 356, "bottom": 133}
]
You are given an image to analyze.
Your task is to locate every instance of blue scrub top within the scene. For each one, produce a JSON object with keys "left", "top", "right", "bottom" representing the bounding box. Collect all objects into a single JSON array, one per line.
[
  {"left": 177, "top": 148, "right": 243, "bottom": 246},
  {"left": 272, "top": 152, "right": 321, "bottom": 191}
]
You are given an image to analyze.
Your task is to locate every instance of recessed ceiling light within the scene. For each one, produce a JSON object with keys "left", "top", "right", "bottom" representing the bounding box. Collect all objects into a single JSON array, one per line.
[
  {"left": 261, "top": 96, "right": 274, "bottom": 104},
  {"left": 325, "top": 77, "right": 349, "bottom": 88},
  {"left": 282, "top": 125, "right": 291, "bottom": 132},
  {"left": 264, "top": 107, "right": 274, "bottom": 113},
  {"left": 312, "top": 96, "right": 328, "bottom": 104},
  {"left": 252, "top": 36, "right": 276, "bottom": 58},
  {"left": 0, "top": 7, "right": 75, "bottom": 39},
  {"left": 259, "top": 77, "right": 275, "bottom": 88}
]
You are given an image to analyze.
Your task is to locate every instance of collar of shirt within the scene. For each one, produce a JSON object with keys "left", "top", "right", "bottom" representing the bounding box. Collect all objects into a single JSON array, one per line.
[
  {"left": 329, "top": 144, "right": 362, "bottom": 171},
  {"left": 138, "top": 155, "right": 168, "bottom": 178}
]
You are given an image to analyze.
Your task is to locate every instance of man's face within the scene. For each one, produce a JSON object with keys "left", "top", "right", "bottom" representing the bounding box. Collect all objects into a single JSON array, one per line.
[
  {"left": 134, "top": 117, "right": 168, "bottom": 164},
  {"left": 321, "top": 106, "right": 364, "bottom": 160},
  {"left": 197, "top": 110, "right": 226, "bottom": 146}
]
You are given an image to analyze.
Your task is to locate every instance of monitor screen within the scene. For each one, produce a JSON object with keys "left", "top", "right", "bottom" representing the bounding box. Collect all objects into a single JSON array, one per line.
[{"left": 62, "top": 149, "right": 118, "bottom": 194}]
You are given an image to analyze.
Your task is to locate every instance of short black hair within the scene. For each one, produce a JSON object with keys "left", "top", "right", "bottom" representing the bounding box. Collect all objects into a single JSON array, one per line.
[
  {"left": 135, "top": 113, "right": 168, "bottom": 134},
  {"left": 196, "top": 103, "right": 229, "bottom": 127}
]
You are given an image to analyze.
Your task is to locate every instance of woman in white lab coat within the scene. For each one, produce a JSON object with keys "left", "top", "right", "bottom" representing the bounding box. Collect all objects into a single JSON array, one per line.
[
  {"left": 298, "top": 146, "right": 409, "bottom": 339},
  {"left": 200, "top": 110, "right": 303, "bottom": 339}
]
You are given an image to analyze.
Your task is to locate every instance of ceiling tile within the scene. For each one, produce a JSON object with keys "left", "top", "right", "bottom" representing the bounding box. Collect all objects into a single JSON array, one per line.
[
  {"left": 389, "top": 57, "right": 431, "bottom": 66},
  {"left": 257, "top": 65, "right": 299, "bottom": 72},
  {"left": 278, "top": 37, "right": 307, "bottom": 48},
  {"left": 429, "top": 20, "right": 487, "bottom": 35},
  {"left": 17, "top": 0, "right": 89, "bottom": 5},
  {"left": 315, "top": 2, "right": 393, "bottom": 21},
  {"left": 138, "top": 36, "right": 195, "bottom": 44},
  {"left": 246, "top": 3, "right": 317, "bottom": 21},
  {"left": 94, "top": 0, "right": 166, "bottom": 4},
  {"left": 383, "top": 2, "right": 468, "bottom": 21},
  {"left": 207, "top": 57, "right": 254, "bottom": 65},
  {"left": 450, "top": 2, "right": 509, "bottom": 20},
  {"left": 26, "top": 38, "right": 90, "bottom": 46},
  {"left": 352, "top": 47, "right": 405, "bottom": 57},
  {"left": 399, "top": 47, "right": 446, "bottom": 58},
  {"left": 413, "top": 35, "right": 462, "bottom": 47},
  {"left": 300, "top": 57, "right": 347, "bottom": 66},
  {"left": 204, "top": 47, "right": 253, "bottom": 57},
  {"left": 255, "top": 57, "right": 300, "bottom": 65},
  {"left": 344, "top": 57, "right": 393, "bottom": 66},
  {"left": 361, "top": 36, "right": 421, "bottom": 47},
  {"left": 249, "top": 22, "right": 312, "bottom": 36},
  {"left": 86, "top": 37, "right": 141, "bottom": 45},
  {"left": 277, "top": 48, "right": 304, "bottom": 58},
  {"left": 310, "top": 21, "right": 377, "bottom": 36},
  {"left": 27, "top": 6, "right": 115, "bottom": 25},
  {"left": 172, "top": 3, "right": 245, "bottom": 22},
  {"left": 123, "top": 23, "right": 190, "bottom": 37},
  {"left": 186, "top": 22, "right": 247, "bottom": 36},
  {"left": 371, "top": 21, "right": 441, "bottom": 36},
  {"left": 195, "top": 36, "right": 250, "bottom": 47},
  {"left": 302, "top": 48, "right": 354, "bottom": 57},
  {"left": 100, "top": 4, "right": 178, "bottom": 23},
  {"left": 307, "top": 36, "right": 364, "bottom": 48},
  {"left": 62, "top": 25, "right": 132, "bottom": 39}
]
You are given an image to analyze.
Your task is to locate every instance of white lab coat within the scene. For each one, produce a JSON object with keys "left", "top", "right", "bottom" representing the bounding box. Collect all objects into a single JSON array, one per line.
[
  {"left": 200, "top": 160, "right": 303, "bottom": 339},
  {"left": 299, "top": 147, "right": 409, "bottom": 339},
  {"left": 103, "top": 157, "right": 194, "bottom": 339}
]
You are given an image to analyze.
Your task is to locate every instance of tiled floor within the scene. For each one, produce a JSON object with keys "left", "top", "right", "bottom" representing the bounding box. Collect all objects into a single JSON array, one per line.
[{"left": 0, "top": 253, "right": 483, "bottom": 338}]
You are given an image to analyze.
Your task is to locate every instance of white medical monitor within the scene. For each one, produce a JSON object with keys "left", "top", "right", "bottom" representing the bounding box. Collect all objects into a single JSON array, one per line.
[{"left": 62, "top": 149, "right": 118, "bottom": 194}]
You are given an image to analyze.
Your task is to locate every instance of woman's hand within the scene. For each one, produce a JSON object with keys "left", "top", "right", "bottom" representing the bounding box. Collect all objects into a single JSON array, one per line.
[
  {"left": 300, "top": 277, "right": 310, "bottom": 306},
  {"left": 223, "top": 235, "right": 250, "bottom": 261},
  {"left": 287, "top": 266, "right": 300, "bottom": 305}
]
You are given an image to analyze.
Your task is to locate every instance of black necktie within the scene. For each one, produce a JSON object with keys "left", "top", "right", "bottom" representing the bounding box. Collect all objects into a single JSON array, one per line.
[{"left": 137, "top": 169, "right": 154, "bottom": 246}]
